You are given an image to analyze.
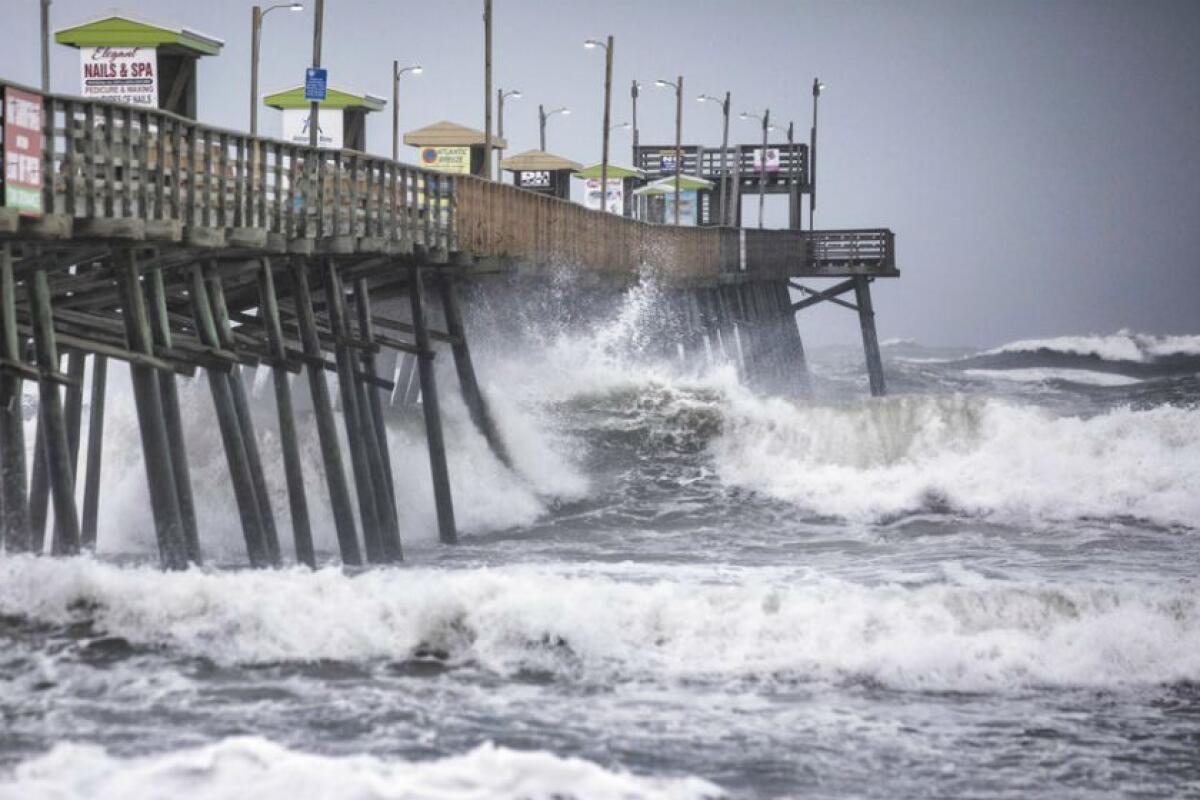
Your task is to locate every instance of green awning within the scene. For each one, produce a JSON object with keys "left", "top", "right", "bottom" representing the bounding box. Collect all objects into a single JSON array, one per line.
[
  {"left": 573, "top": 163, "right": 644, "bottom": 180},
  {"left": 634, "top": 175, "right": 712, "bottom": 194},
  {"left": 263, "top": 86, "right": 387, "bottom": 112},
  {"left": 55, "top": 13, "right": 224, "bottom": 56}
]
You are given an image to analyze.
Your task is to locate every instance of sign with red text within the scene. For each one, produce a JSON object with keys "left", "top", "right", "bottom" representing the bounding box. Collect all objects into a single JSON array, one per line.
[
  {"left": 80, "top": 46, "right": 159, "bottom": 107},
  {"left": 2, "top": 87, "right": 45, "bottom": 216}
]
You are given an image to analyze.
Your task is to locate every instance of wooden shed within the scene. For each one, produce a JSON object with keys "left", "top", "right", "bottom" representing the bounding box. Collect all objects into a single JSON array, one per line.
[
  {"left": 499, "top": 150, "right": 581, "bottom": 199},
  {"left": 404, "top": 121, "right": 507, "bottom": 178},
  {"left": 263, "top": 86, "right": 386, "bottom": 152}
]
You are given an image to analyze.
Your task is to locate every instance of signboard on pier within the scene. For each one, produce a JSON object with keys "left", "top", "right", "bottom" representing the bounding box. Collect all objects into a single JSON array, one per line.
[
  {"left": 752, "top": 147, "right": 781, "bottom": 173},
  {"left": 79, "top": 46, "right": 158, "bottom": 107},
  {"left": 584, "top": 177, "right": 623, "bottom": 214},
  {"left": 281, "top": 107, "right": 344, "bottom": 149},
  {"left": 2, "top": 87, "right": 45, "bottom": 216},
  {"left": 518, "top": 170, "right": 551, "bottom": 189},
  {"left": 420, "top": 146, "right": 471, "bottom": 174}
]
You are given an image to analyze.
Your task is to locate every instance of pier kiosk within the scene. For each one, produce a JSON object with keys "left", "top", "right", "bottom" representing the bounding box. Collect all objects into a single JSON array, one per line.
[
  {"left": 633, "top": 175, "right": 713, "bottom": 225},
  {"left": 263, "top": 86, "right": 386, "bottom": 152},
  {"left": 573, "top": 163, "right": 644, "bottom": 217},
  {"left": 404, "top": 121, "right": 506, "bottom": 178},
  {"left": 499, "top": 151, "right": 581, "bottom": 199},
  {"left": 55, "top": 12, "right": 224, "bottom": 119}
]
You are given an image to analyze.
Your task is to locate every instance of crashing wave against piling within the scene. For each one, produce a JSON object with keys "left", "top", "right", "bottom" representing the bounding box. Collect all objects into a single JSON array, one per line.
[{"left": 1, "top": 558, "right": 1197, "bottom": 692}]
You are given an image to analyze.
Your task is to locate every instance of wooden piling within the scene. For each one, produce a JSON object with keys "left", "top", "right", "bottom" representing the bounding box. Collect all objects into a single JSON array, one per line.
[
  {"left": 188, "top": 265, "right": 270, "bottom": 567},
  {"left": 147, "top": 269, "right": 202, "bottom": 563},
  {"left": 28, "top": 271, "right": 82, "bottom": 557},
  {"left": 410, "top": 268, "right": 457, "bottom": 545},
  {"left": 258, "top": 259, "right": 316, "bottom": 567},
  {"left": 853, "top": 276, "right": 886, "bottom": 397},
  {"left": 289, "top": 258, "right": 363, "bottom": 565},
  {"left": 80, "top": 354, "right": 106, "bottom": 549},
  {"left": 437, "top": 272, "right": 511, "bottom": 468},
  {"left": 0, "top": 244, "right": 31, "bottom": 553}
]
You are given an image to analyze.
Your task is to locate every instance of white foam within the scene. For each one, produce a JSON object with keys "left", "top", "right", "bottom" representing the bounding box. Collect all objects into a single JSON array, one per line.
[
  {"left": 0, "top": 557, "right": 1197, "bottom": 691},
  {"left": 712, "top": 392, "right": 1200, "bottom": 528},
  {"left": 983, "top": 330, "right": 1200, "bottom": 363},
  {"left": 0, "top": 737, "right": 722, "bottom": 800},
  {"left": 963, "top": 368, "right": 1144, "bottom": 387}
]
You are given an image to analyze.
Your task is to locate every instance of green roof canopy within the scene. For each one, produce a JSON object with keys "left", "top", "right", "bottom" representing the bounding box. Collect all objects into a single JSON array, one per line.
[
  {"left": 55, "top": 13, "right": 224, "bottom": 56},
  {"left": 633, "top": 175, "right": 713, "bottom": 195},
  {"left": 573, "top": 163, "right": 644, "bottom": 180},
  {"left": 263, "top": 86, "right": 387, "bottom": 112}
]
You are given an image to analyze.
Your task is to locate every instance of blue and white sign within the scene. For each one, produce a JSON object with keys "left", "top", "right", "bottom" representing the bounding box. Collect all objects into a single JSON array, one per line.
[{"left": 304, "top": 68, "right": 328, "bottom": 101}]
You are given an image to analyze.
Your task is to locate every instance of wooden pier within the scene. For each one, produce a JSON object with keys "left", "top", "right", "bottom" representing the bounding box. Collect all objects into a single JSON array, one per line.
[{"left": 0, "top": 79, "right": 898, "bottom": 567}]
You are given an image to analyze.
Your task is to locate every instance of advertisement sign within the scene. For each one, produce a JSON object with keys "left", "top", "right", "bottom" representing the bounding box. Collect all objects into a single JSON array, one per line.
[
  {"left": 584, "top": 178, "right": 623, "bottom": 214},
  {"left": 79, "top": 46, "right": 158, "bottom": 107},
  {"left": 304, "top": 68, "right": 328, "bottom": 101},
  {"left": 282, "top": 107, "right": 343, "bottom": 149},
  {"left": 3, "top": 88, "right": 44, "bottom": 216},
  {"left": 659, "top": 151, "right": 678, "bottom": 174},
  {"left": 664, "top": 189, "right": 698, "bottom": 226},
  {"left": 419, "top": 146, "right": 471, "bottom": 174},
  {"left": 752, "top": 147, "right": 781, "bottom": 173},
  {"left": 518, "top": 170, "right": 551, "bottom": 189}
]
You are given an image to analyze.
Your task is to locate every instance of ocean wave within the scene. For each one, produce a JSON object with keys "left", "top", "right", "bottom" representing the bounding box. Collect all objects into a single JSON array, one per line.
[
  {"left": 962, "top": 368, "right": 1145, "bottom": 387},
  {"left": 0, "top": 557, "right": 1197, "bottom": 691},
  {"left": 712, "top": 393, "right": 1200, "bottom": 528},
  {"left": 982, "top": 331, "right": 1200, "bottom": 364},
  {"left": 0, "top": 736, "right": 722, "bottom": 800}
]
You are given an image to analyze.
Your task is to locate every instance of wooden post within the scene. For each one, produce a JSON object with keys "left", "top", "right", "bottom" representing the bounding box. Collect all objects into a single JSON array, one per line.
[
  {"left": 0, "top": 245, "right": 31, "bottom": 552},
  {"left": 46, "top": 350, "right": 86, "bottom": 553},
  {"left": 289, "top": 259, "right": 363, "bottom": 565},
  {"left": 258, "top": 259, "right": 316, "bottom": 567},
  {"left": 80, "top": 354, "right": 106, "bottom": 549},
  {"left": 188, "top": 266, "right": 270, "bottom": 567},
  {"left": 148, "top": 269, "right": 202, "bottom": 563},
  {"left": 353, "top": 278, "right": 401, "bottom": 509},
  {"left": 482, "top": 0, "right": 493, "bottom": 180},
  {"left": 853, "top": 276, "right": 886, "bottom": 397},
  {"left": 323, "top": 263, "right": 387, "bottom": 563},
  {"left": 437, "top": 272, "right": 510, "bottom": 467},
  {"left": 207, "top": 272, "right": 282, "bottom": 565},
  {"left": 28, "top": 380, "right": 50, "bottom": 551},
  {"left": 410, "top": 268, "right": 457, "bottom": 544}
]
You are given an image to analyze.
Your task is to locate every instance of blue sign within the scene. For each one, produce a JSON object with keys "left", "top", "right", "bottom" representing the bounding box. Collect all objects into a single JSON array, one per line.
[{"left": 304, "top": 68, "right": 328, "bottom": 101}]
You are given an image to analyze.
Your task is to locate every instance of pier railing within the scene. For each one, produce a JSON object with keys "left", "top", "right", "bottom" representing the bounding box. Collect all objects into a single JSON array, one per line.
[{"left": 1, "top": 79, "right": 895, "bottom": 282}]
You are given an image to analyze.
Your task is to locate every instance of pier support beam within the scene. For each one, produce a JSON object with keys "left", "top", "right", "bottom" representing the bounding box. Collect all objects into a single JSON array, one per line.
[
  {"left": 410, "top": 268, "right": 457, "bottom": 545},
  {"left": 258, "top": 259, "right": 315, "bottom": 567},
  {"left": 0, "top": 245, "right": 31, "bottom": 553},
  {"left": 853, "top": 276, "right": 886, "bottom": 397},
  {"left": 80, "top": 354, "right": 106, "bottom": 549},
  {"left": 437, "top": 272, "right": 511, "bottom": 468},
  {"left": 289, "top": 259, "right": 362, "bottom": 566},
  {"left": 117, "top": 253, "right": 188, "bottom": 569}
]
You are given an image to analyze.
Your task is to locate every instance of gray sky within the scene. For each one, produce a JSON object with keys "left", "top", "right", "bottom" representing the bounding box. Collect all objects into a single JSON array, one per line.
[{"left": 4, "top": 0, "right": 1199, "bottom": 347}]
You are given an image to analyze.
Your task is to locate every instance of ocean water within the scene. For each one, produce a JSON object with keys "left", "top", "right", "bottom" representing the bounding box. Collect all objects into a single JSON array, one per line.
[{"left": 1, "top": 287, "right": 1198, "bottom": 799}]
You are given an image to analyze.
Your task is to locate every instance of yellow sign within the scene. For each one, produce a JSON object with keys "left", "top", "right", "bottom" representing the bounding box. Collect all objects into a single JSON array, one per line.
[{"left": 419, "top": 146, "right": 471, "bottom": 174}]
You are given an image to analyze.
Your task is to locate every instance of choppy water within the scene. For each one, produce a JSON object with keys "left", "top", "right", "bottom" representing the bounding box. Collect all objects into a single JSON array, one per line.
[{"left": 1, "top": 289, "right": 1198, "bottom": 798}]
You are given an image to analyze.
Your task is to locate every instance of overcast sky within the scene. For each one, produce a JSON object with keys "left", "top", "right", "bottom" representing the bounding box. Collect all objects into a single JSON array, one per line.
[{"left": 4, "top": 0, "right": 1198, "bottom": 346}]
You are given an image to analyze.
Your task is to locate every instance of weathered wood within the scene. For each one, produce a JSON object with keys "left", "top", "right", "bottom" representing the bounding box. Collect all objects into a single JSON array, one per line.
[
  {"left": 80, "top": 354, "right": 106, "bottom": 549},
  {"left": 410, "top": 268, "right": 457, "bottom": 544},
  {"left": 0, "top": 244, "right": 32, "bottom": 553},
  {"left": 258, "top": 258, "right": 315, "bottom": 567},
  {"left": 853, "top": 277, "right": 886, "bottom": 397},
  {"left": 289, "top": 258, "right": 362, "bottom": 565},
  {"left": 28, "top": 271, "right": 81, "bottom": 556}
]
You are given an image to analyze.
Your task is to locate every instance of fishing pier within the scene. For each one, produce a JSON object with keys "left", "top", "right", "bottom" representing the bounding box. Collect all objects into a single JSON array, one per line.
[{"left": 0, "top": 76, "right": 898, "bottom": 569}]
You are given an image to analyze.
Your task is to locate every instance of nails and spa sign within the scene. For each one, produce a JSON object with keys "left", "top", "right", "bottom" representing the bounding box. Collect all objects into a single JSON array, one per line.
[{"left": 79, "top": 46, "right": 158, "bottom": 107}]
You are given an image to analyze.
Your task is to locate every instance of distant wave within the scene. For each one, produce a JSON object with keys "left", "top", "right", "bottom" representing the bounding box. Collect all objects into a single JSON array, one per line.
[
  {"left": 1, "top": 558, "right": 1198, "bottom": 692},
  {"left": 982, "top": 331, "right": 1200, "bottom": 364},
  {"left": 712, "top": 392, "right": 1200, "bottom": 528},
  {"left": 0, "top": 736, "right": 721, "bottom": 800},
  {"left": 962, "top": 368, "right": 1145, "bottom": 387}
]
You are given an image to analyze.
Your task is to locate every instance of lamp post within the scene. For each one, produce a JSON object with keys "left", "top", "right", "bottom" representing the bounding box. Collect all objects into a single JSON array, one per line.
[
  {"left": 251, "top": 3, "right": 304, "bottom": 136},
  {"left": 538, "top": 105, "right": 569, "bottom": 151},
  {"left": 810, "top": 78, "right": 824, "bottom": 231},
  {"left": 497, "top": 88, "right": 521, "bottom": 175},
  {"left": 656, "top": 76, "right": 683, "bottom": 225},
  {"left": 391, "top": 62, "right": 422, "bottom": 161},
  {"left": 40, "top": 0, "right": 51, "bottom": 91},
  {"left": 740, "top": 109, "right": 771, "bottom": 229},
  {"left": 308, "top": 0, "right": 323, "bottom": 148},
  {"left": 787, "top": 120, "right": 798, "bottom": 229},
  {"left": 698, "top": 91, "right": 730, "bottom": 226},
  {"left": 483, "top": 0, "right": 493, "bottom": 179},
  {"left": 631, "top": 80, "right": 640, "bottom": 170},
  {"left": 585, "top": 36, "right": 614, "bottom": 212}
]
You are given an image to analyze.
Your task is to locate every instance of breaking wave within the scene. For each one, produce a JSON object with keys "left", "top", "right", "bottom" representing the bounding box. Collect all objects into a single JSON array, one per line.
[
  {"left": 980, "top": 331, "right": 1200, "bottom": 365},
  {"left": 0, "top": 737, "right": 721, "bottom": 800},
  {"left": 1, "top": 557, "right": 1197, "bottom": 692}
]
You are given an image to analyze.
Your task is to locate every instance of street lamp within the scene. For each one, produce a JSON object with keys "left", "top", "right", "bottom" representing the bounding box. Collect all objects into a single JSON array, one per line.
[
  {"left": 631, "top": 80, "right": 641, "bottom": 171},
  {"left": 810, "top": 78, "right": 824, "bottom": 231},
  {"left": 538, "top": 105, "right": 569, "bottom": 151},
  {"left": 585, "top": 36, "right": 614, "bottom": 212},
  {"left": 250, "top": 2, "right": 304, "bottom": 136},
  {"left": 609, "top": 121, "right": 631, "bottom": 132},
  {"left": 497, "top": 88, "right": 521, "bottom": 175},
  {"left": 656, "top": 77, "right": 683, "bottom": 225},
  {"left": 740, "top": 109, "right": 771, "bottom": 229},
  {"left": 698, "top": 91, "right": 731, "bottom": 226},
  {"left": 392, "top": 63, "right": 422, "bottom": 161}
]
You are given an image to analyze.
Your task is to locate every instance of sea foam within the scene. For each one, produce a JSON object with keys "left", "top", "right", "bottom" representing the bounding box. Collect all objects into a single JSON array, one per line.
[
  {"left": 0, "top": 737, "right": 721, "bottom": 800},
  {"left": 982, "top": 330, "right": 1200, "bottom": 363}
]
